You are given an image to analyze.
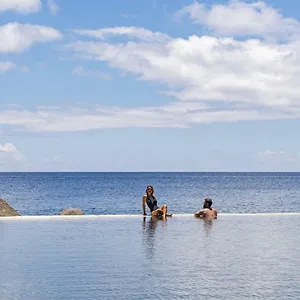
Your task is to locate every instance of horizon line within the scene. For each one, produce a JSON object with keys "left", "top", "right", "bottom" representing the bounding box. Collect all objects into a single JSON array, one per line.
[{"left": 1, "top": 171, "right": 300, "bottom": 173}]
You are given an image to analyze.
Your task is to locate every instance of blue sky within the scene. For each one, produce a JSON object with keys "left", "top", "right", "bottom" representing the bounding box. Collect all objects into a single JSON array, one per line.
[{"left": 1, "top": 0, "right": 300, "bottom": 171}]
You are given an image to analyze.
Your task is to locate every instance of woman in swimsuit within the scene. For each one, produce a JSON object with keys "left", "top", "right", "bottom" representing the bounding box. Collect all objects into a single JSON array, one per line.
[{"left": 142, "top": 185, "right": 169, "bottom": 219}]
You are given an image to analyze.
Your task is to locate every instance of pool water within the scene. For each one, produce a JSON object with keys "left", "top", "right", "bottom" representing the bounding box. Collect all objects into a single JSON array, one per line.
[{"left": 0, "top": 214, "right": 299, "bottom": 300}]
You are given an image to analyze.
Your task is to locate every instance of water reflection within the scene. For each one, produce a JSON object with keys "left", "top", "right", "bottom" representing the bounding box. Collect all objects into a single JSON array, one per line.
[
  {"left": 202, "top": 219, "right": 214, "bottom": 236},
  {"left": 142, "top": 216, "right": 167, "bottom": 260}
]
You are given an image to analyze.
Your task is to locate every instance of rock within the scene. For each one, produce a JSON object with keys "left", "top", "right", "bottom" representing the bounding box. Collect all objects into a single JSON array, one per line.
[
  {"left": 59, "top": 208, "right": 84, "bottom": 215},
  {"left": 0, "top": 199, "right": 21, "bottom": 217}
]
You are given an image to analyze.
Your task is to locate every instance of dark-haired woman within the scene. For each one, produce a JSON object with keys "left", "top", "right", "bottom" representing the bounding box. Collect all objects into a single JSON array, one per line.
[{"left": 142, "top": 185, "right": 170, "bottom": 219}]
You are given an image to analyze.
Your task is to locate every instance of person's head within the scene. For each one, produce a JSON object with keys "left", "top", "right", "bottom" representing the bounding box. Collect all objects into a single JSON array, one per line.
[
  {"left": 146, "top": 185, "right": 154, "bottom": 196},
  {"left": 203, "top": 198, "right": 213, "bottom": 209}
]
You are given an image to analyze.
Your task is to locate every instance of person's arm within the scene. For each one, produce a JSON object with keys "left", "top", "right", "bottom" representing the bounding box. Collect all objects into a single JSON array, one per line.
[
  {"left": 199, "top": 210, "right": 205, "bottom": 218},
  {"left": 194, "top": 209, "right": 205, "bottom": 218},
  {"left": 142, "top": 196, "right": 147, "bottom": 215}
]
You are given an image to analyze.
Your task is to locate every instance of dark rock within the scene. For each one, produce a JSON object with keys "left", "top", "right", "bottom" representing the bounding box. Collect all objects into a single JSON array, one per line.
[
  {"left": 59, "top": 208, "right": 84, "bottom": 215},
  {"left": 0, "top": 199, "right": 21, "bottom": 217}
]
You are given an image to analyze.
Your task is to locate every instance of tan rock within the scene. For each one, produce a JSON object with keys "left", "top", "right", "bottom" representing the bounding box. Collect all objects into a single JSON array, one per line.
[
  {"left": 59, "top": 208, "right": 84, "bottom": 215},
  {"left": 0, "top": 199, "right": 21, "bottom": 217}
]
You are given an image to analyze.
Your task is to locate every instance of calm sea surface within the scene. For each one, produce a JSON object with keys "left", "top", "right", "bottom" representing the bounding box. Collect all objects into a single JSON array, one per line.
[
  {"left": 0, "top": 172, "right": 300, "bottom": 215},
  {"left": 0, "top": 215, "right": 299, "bottom": 300}
]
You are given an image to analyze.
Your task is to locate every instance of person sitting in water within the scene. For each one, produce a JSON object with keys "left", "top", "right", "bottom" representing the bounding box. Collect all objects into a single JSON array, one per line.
[
  {"left": 142, "top": 185, "right": 171, "bottom": 219},
  {"left": 194, "top": 198, "right": 217, "bottom": 219}
]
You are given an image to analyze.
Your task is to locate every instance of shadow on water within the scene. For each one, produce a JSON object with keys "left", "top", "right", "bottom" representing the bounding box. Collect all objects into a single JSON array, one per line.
[{"left": 142, "top": 216, "right": 167, "bottom": 260}]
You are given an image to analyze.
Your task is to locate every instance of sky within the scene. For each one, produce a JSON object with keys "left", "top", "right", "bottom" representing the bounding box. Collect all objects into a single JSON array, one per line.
[{"left": 1, "top": 0, "right": 300, "bottom": 172}]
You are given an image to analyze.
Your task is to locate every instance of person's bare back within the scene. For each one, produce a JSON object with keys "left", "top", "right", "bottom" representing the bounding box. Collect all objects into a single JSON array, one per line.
[
  {"left": 194, "top": 198, "right": 217, "bottom": 219},
  {"left": 194, "top": 208, "right": 217, "bottom": 219}
]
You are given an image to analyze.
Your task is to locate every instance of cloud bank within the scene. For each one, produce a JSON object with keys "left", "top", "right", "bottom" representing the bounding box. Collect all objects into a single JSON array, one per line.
[
  {"left": 2, "top": 1, "right": 300, "bottom": 132},
  {"left": 65, "top": 9, "right": 300, "bottom": 131},
  {"left": 0, "top": 103, "right": 297, "bottom": 133}
]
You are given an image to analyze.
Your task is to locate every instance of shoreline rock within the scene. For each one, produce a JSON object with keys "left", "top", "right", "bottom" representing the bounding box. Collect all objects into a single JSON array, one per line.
[
  {"left": 0, "top": 199, "right": 21, "bottom": 217},
  {"left": 59, "top": 208, "right": 84, "bottom": 215}
]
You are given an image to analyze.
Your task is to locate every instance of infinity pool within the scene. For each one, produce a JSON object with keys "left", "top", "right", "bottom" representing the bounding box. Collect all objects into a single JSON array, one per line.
[{"left": 0, "top": 214, "right": 299, "bottom": 300}]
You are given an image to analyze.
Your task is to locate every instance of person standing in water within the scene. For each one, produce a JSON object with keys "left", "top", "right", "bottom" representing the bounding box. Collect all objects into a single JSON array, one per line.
[
  {"left": 142, "top": 185, "right": 170, "bottom": 219},
  {"left": 194, "top": 198, "right": 217, "bottom": 219}
]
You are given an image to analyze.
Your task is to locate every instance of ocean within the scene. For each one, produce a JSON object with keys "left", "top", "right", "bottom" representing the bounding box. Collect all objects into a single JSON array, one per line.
[
  {"left": 0, "top": 173, "right": 299, "bottom": 299},
  {"left": 1, "top": 172, "right": 300, "bottom": 215}
]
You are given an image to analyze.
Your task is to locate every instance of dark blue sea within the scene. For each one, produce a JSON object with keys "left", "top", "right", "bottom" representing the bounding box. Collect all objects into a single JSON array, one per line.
[
  {"left": 1, "top": 172, "right": 300, "bottom": 215},
  {"left": 1, "top": 173, "right": 300, "bottom": 300}
]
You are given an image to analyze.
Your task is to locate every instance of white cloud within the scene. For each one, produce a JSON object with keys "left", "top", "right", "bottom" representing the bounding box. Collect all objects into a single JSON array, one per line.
[
  {"left": 0, "top": 0, "right": 41, "bottom": 14},
  {"left": 176, "top": 1, "right": 300, "bottom": 41},
  {"left": 259, "top": 150, "right": 286, "bottom": 157},
  {"left": 0, "top": 143, "right": 25, "bottom": 162},
  {"left": 67, "top": 32, "right": 300, "bottom": 113},
  {"left": 258, "top": 150, "right": 300, "bottom": 162},
  {"left": 72, "top": 66, "right": 112, "bottom": 80},
  {"left": 20, "top": 65, "right": 30, "bottom": 73},
  {"left": 0, "top": 103, "right": 298, "bottom": 133},
  {"left": 36, "top": 105, "right": 60, "bottom": 110},
  {"left": 120, "top": 13, "right": 137, "bottom": 18},
  {"left": 0, "top": 22, "right": 63, "bottom": 54},
  {"left": 0, "top": 61, "right": 16, "bottom": 73},
  {"left": 72, "top": 26, "right": 170, "bottom": 43},
  {"left": 0, "top": 63, "right": 31, "bottom": 74},
  {"left": 47, "top": 0, "right": 60, "bottom": 15},
  {"left": 0, "top": 143, "right": 16, "bottom": 153}
]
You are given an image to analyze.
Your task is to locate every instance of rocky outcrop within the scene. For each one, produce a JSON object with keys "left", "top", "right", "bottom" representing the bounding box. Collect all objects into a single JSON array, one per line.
[
  {"left": 59, "top": 208, "right": 84, "bottom": 215},
  {"left": 0, "top": 199, "right": 21, "bottom": 217}
]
